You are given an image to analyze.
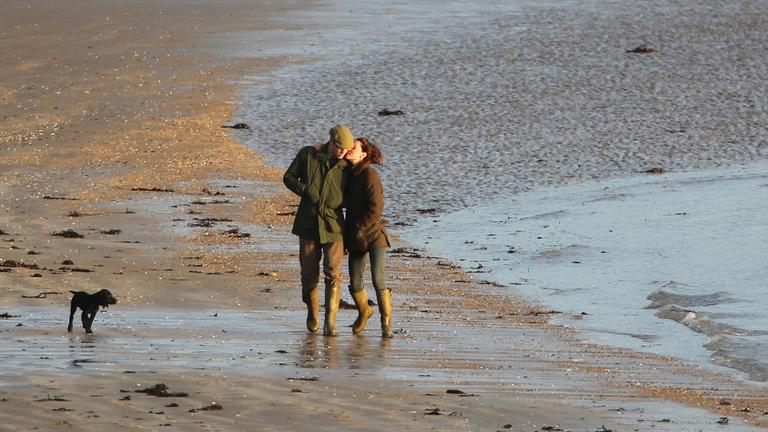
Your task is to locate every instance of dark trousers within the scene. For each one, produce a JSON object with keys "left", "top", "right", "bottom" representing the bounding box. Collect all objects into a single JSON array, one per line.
[
  {"left": 299, "top": 237, "right": 344, "bottom": 300},
  {"left": 348, "top": 246, "right": 387, "bottom": 294}
]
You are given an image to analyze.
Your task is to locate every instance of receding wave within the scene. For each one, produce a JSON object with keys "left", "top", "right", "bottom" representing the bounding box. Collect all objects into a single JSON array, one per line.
[
  {"left": 645, "top": 286, "right": 732, "bottom": 309},
  {"left": 518, "top": 210, "right": 568, "bottom": 221},
  {"left": 532, "top": 244, "right": 591, "bottom": 262},
  {"left": 650, "top": 286, "right": 768, "bottom": 383},
  {"left": 654, "top": 305, "right": 767, "bottom": 338},
  {"left": 583, "top": 192, "right": 632, "bottom": 203},
  {"left": 706, "top": 336, "right": 768, "bottom": 382}
]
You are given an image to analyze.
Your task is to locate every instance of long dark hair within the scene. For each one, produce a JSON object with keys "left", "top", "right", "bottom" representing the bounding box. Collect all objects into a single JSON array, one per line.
[{"left": 352, "top": 138, "right": 383, "bottom": 175}]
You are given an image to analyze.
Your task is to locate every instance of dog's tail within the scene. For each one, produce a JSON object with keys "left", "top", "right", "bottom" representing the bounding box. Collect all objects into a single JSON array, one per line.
[{"left": 69, "top": 290, "right": 78, "bottom": 294}]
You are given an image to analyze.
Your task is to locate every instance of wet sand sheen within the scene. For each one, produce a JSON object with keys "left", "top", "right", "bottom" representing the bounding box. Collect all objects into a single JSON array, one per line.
[{"left": 2, "top": 305, "right": 764, "bottom": 431}]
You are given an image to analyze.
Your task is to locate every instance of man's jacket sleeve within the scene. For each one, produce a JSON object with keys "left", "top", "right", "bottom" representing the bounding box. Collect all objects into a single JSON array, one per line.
[{"left": 283, "top": 148, "right": 307, "bottom": 197}]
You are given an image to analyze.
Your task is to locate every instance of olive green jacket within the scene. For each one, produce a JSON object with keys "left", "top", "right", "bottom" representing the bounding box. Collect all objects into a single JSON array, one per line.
[{"left": 283, "top": 145, "right": 350, "bottom": 244}]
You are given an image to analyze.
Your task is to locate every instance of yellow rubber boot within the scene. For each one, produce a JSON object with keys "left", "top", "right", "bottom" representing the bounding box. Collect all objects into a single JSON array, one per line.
[
  {"left": 376, "top": 289, "right": 394, "bottom": 338},
  {"left": 351, "top": 289, "right": 373, "bottom": 334},
  {"left": 323, "top": 285, "right": 341, "bottom": 336},
  {"left": 302, "top": 288, "right": 319, "bottom": 333}
]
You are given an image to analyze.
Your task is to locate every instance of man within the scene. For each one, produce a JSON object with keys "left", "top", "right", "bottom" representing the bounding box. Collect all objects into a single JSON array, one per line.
[{"left": 283, "top": 124, "right": 353, "bottom": 336}]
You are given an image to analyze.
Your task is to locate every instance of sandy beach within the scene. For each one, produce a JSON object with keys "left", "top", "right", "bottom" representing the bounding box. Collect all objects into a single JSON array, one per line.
[{"left": 2, "top": 0, "right": 768, "bottom": 431}]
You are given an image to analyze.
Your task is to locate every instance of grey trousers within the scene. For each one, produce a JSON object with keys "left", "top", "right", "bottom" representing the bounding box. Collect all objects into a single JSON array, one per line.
[{"left": 348, "top": 246, "right": 387, "bottom": 294}]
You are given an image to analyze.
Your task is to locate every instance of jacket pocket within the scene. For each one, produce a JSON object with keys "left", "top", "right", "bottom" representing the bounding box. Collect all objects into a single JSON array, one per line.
[
  {"left": 322, "top": 207, "right": 343, "bottom": 233},
  {"left": 294, "top": 201, "right": 318, "bottom": 230},
  {"left": 352, "top": 220, "right": 386, "bottom": 252}
]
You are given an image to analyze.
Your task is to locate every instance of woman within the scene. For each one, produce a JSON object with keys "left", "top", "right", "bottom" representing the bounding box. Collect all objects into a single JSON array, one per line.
[{"left": 344, "top": 138, "right": 393, "bottom": 338}]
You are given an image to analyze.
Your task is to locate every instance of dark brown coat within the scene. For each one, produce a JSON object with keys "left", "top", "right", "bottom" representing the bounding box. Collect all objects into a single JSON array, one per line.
[{"left": 344, "top": 163, "right": 390, "bottom": 253}]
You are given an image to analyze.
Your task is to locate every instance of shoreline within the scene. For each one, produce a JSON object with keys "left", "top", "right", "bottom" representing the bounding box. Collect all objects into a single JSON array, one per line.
[
  {"left": 403, "top": 159, "right": 768, "bottom": 385},
  {"left": 2, "top": 0, "right": 768, "bottom": 430}
]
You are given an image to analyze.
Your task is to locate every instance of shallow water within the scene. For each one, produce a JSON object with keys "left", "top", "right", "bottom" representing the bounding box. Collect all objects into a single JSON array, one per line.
[
  {"left": 0, "top": 307, "right": 397, "bottom": 380},
  {"left": 404, "top": 162, "right": 768, "bottom": 383}
]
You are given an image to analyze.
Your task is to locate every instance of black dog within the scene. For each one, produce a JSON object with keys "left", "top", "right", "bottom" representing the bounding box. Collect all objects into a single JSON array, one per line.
[{"left": 67, "top": 289, "right": 117, "bottom": 333}]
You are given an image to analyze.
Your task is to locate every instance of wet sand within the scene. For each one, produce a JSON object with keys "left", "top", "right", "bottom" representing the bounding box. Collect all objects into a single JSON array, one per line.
[
  {"left": 239, "top": 0, "right": 768, "bottom": 223},
  {"left": 2, "top": 0, "right": 768, "bottom": 431}
]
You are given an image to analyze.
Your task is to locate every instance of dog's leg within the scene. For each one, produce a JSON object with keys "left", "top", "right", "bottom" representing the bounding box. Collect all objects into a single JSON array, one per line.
[
  {"left": 80, "top": 310, "right": 91, "bottom": 333},
  {"left": 67, "top": 300, "right": 77, "bottom": 332},
  {"left": 85, "top": 311, "right": 96, "bottom": 334}
]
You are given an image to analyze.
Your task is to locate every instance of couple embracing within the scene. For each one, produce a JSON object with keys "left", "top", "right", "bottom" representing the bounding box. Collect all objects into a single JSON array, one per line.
[{"left": 283, "top": 124, "right": 393, "bottom": 338}]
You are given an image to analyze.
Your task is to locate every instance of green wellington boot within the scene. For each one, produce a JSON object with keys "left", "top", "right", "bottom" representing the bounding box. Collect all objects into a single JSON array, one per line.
[
  {"left": 351, "top": 289, "right": 373, "bottom": 334},
  {"left": 323, "top": 285, "right": 341, "bottom": 336},
  {"left": 377, "top": 289, "right": 394, "bottom": 338},
  {"left": 302, "top": 288, "right": 320, "bottom": 333}
]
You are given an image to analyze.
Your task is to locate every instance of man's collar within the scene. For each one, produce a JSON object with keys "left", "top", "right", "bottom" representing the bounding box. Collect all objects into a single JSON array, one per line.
[
  {"left": 328, "top": 156, "right": 349, "bottom": 169},
  {"left": 316, "top": 149, "right": 330, "bottom": 160}
]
